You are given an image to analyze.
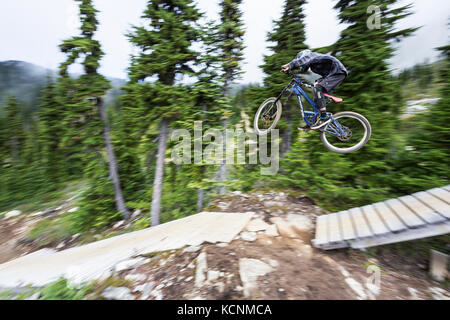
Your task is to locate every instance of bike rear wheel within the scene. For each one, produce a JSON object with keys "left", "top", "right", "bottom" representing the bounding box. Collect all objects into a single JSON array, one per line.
[
  {"left": 254, "top": 97, "right": 282, "bottom": 136},
  {"left": 320, "top": 111, "right": 371, "bottom": 154}
]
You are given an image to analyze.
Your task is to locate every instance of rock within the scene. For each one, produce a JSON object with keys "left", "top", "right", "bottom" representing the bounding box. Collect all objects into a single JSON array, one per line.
[
  {"left": 131, "top": 209, "right": 142, "bottom": 220},
  {"left": 285, "top": 214, "right": 313, "bottom": 231},
  {"left": 195, "top": 252, "right": 208, "bottom": 288},
  {"left": 125, "top": 274, "right": 147, "bottom": 283},
  {"left": 264, "top": 201, "right": 283, "bottom": 208},
  {"left": 113, "top": 257, "right": 148, "bottom": 273},
  {"left": 246, "top": 218, "right": 270, "bottom": 232},
  {"left": 218, "top": 202, "right": 229, "bottom": 210},
  {"left": 265, "top": 259, "right": 279, "bottom": 268},
  {"left": 71, "top": 233, "right": 81, "bottom": 241},
  {"left": 56, "top": 242, "right": 65, "bottom": 250},
  {"left": 138, "top": 281, "right": 155, "bottom": 300},
  {"left": 42, "top": 208, "right": 57, "bottom": 216},
  {"left": 185, "top": 276, "right": 193, "bottom": 282},
  {"left": 113, "top": 220, "right": 125, "bottom": 230},
  {"left": 102, "top": 287, "right": 134, "bottom": 300},
  {"left": 298, "top": 245, "right": 312, "bottom": 259},
  {"left": 215, "top": 281, "right": 225, "bottom": 293},
  {"left": 407, "top": 287, "right": 421, "bottom": 300},
  {"left": 150, "top": 284, "right": 164, "bottom": 300},
  {"left": 216, "top": 243, "right": 228, "bottom": 248},
  {"left": 239, "top": 258, "right": 274, "bottom": 298},
  {"left": 30, "top": 211, "right": 44, "bottom": 218},
  {"left": 345, "top": 278, "right": 367, "bottom": 300},
  {"left": 429, "top": 287, "right": 450, "bottom": 300},
  {"left": 270, "top": 217, "right": 298, "bottom": 239},
  {"left": 183, "top": 245, "right": 201, "bottom": 253},
  {"left": 5, "top": 210, "right": 21, "bottom": 219},
  {"left": 232, "top": 191, "right": 242, "bottom": 196},
  {"left": 67, "top": 207, "right": 79, "bottom": 213},
  {"left": 265, "top": 224, "right": 279, "bottom": 237},
  {"left": 207, "top": 270, "right": 220, "bottom": 283},
  {"left": 240, "top": 231, "right": 257, "bottom": 242},
  {"left": 235, "top": 285, "right": 243, "bottom": 292}
]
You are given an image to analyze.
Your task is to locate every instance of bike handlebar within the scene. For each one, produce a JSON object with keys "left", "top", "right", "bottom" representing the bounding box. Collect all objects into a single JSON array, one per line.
[{"left": 281, "top": 69, "right": 314, "bottom": 88}]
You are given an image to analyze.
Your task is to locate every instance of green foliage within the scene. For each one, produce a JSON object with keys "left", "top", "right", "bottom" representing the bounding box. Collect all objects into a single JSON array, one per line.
[
  {"left": 388, "top": 43, "right": 450, "bottom": 194},
  {"left": 27, "top": 216, "right": 74, "bottom": 247},
  {"left": 279, "top": 0, "right": 419, "bottom": 210},
  {"left": 39, "top": 277, "right": 93, "bottom": 300},
  {"left": 134, "top": 218, "right": 150, "bottom": 231}
]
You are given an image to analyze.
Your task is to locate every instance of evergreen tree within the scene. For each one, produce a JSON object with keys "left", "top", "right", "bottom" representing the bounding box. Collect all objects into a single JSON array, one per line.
[
  {"left": 390, "top": 41, "right": 450, "bottom": 193},
  {"left": 59, "top": 0, "right": 130, "bottom": 226},
  {"left": 38, "top": 76, "right": 66, "bottom": 185},
  {"left": 261, "top": 0, "right": 308, "bottom": 157},
  {"left": 125, "top": 0, "right": 201, "bottom": 226},
  {"left": 282, "top": 0, "right": 418, "bottom": 208},
  {"left": 217, "top": 0, "right": 245, "bottom": 194},
  {"left": 3, "top": 95, "right": 25, "bottom": 161}
]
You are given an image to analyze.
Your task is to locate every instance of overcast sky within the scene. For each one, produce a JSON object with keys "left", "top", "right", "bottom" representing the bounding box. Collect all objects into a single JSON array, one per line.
[{"left": 0, "top": 0, "right": 449, "bottom": 83}]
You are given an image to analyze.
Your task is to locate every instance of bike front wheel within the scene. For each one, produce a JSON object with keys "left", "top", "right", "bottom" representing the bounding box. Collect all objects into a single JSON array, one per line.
[
  {"left": 254, "top": 97, "right": 282, "bottom": 136},
  {"left": 320, "top": 111, "right": 371, "bottom": 154}
]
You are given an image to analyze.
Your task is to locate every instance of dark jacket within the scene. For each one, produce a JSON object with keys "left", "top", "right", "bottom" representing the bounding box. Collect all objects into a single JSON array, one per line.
[{"left": 288, "top": 51, "right": 348, "bottom": 77}]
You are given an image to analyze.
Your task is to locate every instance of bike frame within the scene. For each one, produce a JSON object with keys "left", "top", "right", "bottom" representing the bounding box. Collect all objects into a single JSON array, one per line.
[{"left": 273, "top": 76, "right": 346, "bottom": 137}]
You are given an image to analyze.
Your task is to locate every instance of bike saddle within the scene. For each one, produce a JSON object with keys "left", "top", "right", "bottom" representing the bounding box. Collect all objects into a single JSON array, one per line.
[{"left": 323, "top": 94, "right": 343, "bottom": 103}]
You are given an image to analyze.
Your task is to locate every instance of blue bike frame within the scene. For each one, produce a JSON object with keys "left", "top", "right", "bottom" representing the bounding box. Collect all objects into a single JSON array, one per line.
[{"left": 276, "top": 77, "right": 346, "bottom": 137}]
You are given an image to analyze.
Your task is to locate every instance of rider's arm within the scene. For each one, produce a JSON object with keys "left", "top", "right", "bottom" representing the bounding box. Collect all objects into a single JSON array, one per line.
[{"left": 288, "top": 54, "right": 314, "bottom": 70}]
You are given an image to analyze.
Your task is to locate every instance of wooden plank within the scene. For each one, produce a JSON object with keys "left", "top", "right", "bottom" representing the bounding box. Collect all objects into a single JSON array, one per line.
[
  {"left": 385, "top": 198, "right": 425, "bottom": 228},
  {"left": 398, "top": 195, "right": 446, "bottom": 224},
  {"left": 328, "top": 213, "right": 342, "bottom": 243},
  {"left": 350, "top": 222, "right": 450, "bottom": 250},
  {"left": 414, "top": 191, "right": 450, "bottom": 219},
  {"left": 372, "top": 202, "right": 406, "bottom": 232},
  {"left": 427, "top": 188, "right": 450, "bottom": 204},
  {"left": 361, "top": 205, "right": 390, "bottom": 235},
  {"left": 314, "top": 215, "right": 328, "bottom": 246},
  {"left": 338, "top": 211, "right": 356, "bottom": 241},
  {"left": 348, "top": 207, "right": 372, "bottom": 238}
]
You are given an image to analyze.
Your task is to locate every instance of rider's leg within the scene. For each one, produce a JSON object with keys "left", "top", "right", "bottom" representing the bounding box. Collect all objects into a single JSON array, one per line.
[{"left": 313, "top": 84, "right": 328, "bottom": 119}]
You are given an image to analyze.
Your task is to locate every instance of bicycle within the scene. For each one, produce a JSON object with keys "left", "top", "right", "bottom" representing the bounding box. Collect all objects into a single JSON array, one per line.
[{"left": 253, "top": 71, "right": 372, "bottom": 154}]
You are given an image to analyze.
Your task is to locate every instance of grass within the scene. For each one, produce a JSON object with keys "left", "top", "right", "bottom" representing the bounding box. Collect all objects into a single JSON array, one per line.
[
  {"left": 1, "top": 179, "right": 86, "bottom": 215},
  {"left": 26, "top": 214, "right": 75, "bottom": 247},
  {"left": 0, "top": 276, "right": 134, "bottom": 300}
]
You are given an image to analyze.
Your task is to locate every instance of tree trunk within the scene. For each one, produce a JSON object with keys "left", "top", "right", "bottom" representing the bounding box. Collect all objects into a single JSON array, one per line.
[
  {"left": 98, "top": 99, "right": 130, "bottom": 220},
  {"left": 151, "top": 118, "right": 169, "bottom": 226},
  {"left": 219, "top": 83, "right": 230, "bottom": 195},
  {"left": 197, "top": 188, "right": 204, "bottom": 213},
  {"left": 218, "top": 118, "right": 227, "bottom": 194}
]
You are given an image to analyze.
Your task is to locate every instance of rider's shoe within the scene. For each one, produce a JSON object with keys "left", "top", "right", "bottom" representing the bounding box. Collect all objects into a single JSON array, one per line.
[{"left": 310, "top": 115, "right": 331, "bottom": 130}]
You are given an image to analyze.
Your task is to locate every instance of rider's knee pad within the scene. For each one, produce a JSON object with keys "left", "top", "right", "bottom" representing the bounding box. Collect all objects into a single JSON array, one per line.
[{"left": 313, "top": 85, "right": 327, "bottom": 108}]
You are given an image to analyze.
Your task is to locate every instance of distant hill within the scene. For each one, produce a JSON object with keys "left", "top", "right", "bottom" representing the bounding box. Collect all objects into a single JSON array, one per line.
[{"left": 0, "top": 60, "right": 126, "bottom": 118}]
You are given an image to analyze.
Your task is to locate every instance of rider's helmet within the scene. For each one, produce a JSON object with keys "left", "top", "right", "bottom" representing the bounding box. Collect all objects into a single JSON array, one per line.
[{"left": 296, "top": 49, "right": 311, "bottom": 60}]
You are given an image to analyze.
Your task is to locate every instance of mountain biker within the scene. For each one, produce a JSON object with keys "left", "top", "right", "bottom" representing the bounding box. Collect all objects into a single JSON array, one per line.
[{"left": 281, "top": 49, "right": 348, "bottom": 129}]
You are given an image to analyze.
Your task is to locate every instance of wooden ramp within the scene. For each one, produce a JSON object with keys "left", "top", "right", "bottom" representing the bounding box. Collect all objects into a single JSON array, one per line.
[
  {"left": 312, "top": 186, "right": 450, "bottom": 250},
  {"left": 0, "top": 212, "right": 253, "bottom": 287}
]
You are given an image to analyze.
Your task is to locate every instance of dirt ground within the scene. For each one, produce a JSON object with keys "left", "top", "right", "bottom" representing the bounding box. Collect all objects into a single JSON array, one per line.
[
  {"left": 1, "top": 190, "right": 448, "bottom": 300},
  {"left": 0, "top": 217, "right": 37, "bottom": 264},
  {"left": 119, "top": 191, "right": 448, "bottom": 300}
]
